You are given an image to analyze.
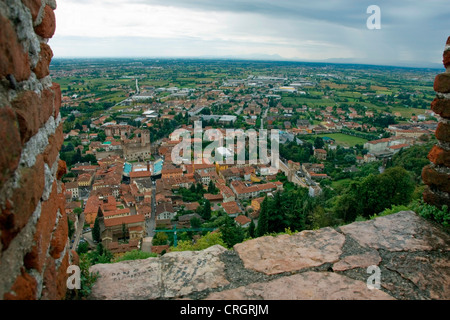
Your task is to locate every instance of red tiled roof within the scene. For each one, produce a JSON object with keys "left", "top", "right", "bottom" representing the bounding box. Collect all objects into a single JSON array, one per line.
[
  {"left": 235, "top": 215, "right": 251, "bottom": 226},
  {"left": 222, "top": 201, "right": 242, "bottom": 215},
  {"left": 129, "top": 171, "right": 152, "bottom": 179},
  {"left": 104, "top": 214, "right": 145, "bottom": 227}
]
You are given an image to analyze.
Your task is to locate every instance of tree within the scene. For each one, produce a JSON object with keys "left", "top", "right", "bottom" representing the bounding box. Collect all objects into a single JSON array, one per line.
[
  {"left": 152, "top": 232, "right": 168, "bottom": 246},
  {"left": 73, "top": 207, "right": 82, "bottom": 217},
  {"left": 92, "top": 216, "right": 101, "bottom": 243},
  {"left": 314, "top": 137, "right": 325, "bottom": 149},
  {"left": 208, "top": 180, "right": 218, "bottom": 194},
  {"left": 190, "top": 216, "right": 201, "bottom": 228},
  {"left": 256, "top": 197, "right": 269, "bottom": 237},
  {"left": 77, "top": 241, "right": 89, "bottom": 254},
  {"left": 202, "top": 199, "right": 212, "bottom": 220},
  {"left": 248, "top": 219, "right": 256, "bottom": 238},
  {"left": 220, "top": 215, "right": 245, "bottom": 248},
  {"left": 121, "top": 223, "right": 128, "bottom": 241}
]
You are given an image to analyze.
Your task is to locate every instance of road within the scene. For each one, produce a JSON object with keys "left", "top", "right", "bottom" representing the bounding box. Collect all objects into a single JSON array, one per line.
[
  {"left": 71, "top": 213, "right": 86, "bottom": 251},
  {"left": 278, "top": 160, "right": 309, "bottom": 188},
  {"left": 145, "top": 182, "right": 157, "bottom": 237}
]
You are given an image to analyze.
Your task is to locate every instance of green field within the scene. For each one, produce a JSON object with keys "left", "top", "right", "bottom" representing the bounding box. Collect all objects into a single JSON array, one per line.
[
  {"left": 390, "top": 106, "right": 427, "bottom": 118},
  {"left": 314, "top": 133, "right": 368, "bottom": 147},
  {"left": 331, "top": 178, "right": 352, "bottom": 190}
]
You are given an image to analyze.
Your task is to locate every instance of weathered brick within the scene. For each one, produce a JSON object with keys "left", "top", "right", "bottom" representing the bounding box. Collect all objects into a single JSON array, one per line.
[
  {"left": 0, "top": 107, "right": 22, "bottom": 187},
  {"left": 33, "top": 42, "right": 53, "bottom": 79},
  {"left": 423, "top": 187, "right": 450, "bottom": 209},
  {"left": 41, "top": 87, "right": 55, "bottom": 125},
  {"left": 0, "top": 14, "right": 31, "bottom": 82},
  {"left": 56, "top": 159, "right": 67, "bottom": 180},
  {"left": 0, "top": 154, "right": 45, "bottom": 250},
  {"left": 431, "top": 98, "right": 450, "bottom": 118},
  {"left": 70, "top": 249, "right": 79, "bottom": 266},
  {"left": 52, "top": 82, "right": 61, "bottom": 117},
  {"left": 34, "top": 5, "right": 56, "bottom": 39},
  {"left": 21, "top": 0, "right": 42, "bottom": 22},
  {"left": 42, "top": 251, "right": 72, "bottom": 300},
  {"left": 428, "top": 145, "right": 450, "bottom": 167},
  {"left": 43, "top": 122, "right": 64, "bottom": 166},
  {"left": 3, "top": 269, "right": 37, "bottom": 300},
  {"left": 24, "top": 180, "right": 58, "bottom": 272},
  {"left": 56, "top": 251, "right": 70, "bottom": 299},
  {"left": 50, "top": 210, "right": 68, "bottom": 259},
  {"left": 435, "top": 122, "right": 450, "bottom": 143},
  {"left": 444, "top": 50, "right": 450, "bottom": 69},
  {"left": 434, "top": 73, "right": 450, "bottom": 94},
  {"left": 11, "top": 90, "right": 41, "bottom": 144},
  {"left": 422, "top": 165, "right": 450, "bottom": 194}
]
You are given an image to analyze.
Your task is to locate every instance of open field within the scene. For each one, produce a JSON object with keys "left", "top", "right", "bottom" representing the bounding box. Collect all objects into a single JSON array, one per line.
[{"left": 313, "top": 133, "right": 368, "bottom": 147}]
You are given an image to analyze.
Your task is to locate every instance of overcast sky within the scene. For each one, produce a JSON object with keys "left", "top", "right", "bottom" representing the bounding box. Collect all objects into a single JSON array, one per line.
[{"left": 50, "top": 0, "right": 450, "bottom": 67}]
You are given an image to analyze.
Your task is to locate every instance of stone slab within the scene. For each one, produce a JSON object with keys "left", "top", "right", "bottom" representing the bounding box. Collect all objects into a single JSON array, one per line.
[
  {"left": 339, "top": 211, "right": 450, "bottom": 252},
  {"left": 89, "top": 245, "right": 229, "bottom": 300},
  {"left": 234, "top": 227, "right": 346, "bottom": 275},
  {"left": 205, "top": 272, "right": 395, "bottom": 300}
]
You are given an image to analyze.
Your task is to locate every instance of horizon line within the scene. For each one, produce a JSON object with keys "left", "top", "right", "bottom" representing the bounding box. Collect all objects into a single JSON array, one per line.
[{"left": 50, "top": 56, "right": 444, "bottom": 71}]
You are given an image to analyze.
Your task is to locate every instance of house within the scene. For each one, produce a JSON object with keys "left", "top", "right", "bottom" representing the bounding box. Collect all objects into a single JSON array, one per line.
[
  {"left": 84, "top": 195, "right": 103, "bottom": 225},
  {"left": 230, "top": 181, "right": 280, "bottom": 200},
  {"left": 101, "top": 214, "right": 145, "bottom": 248},
  {"left": 364, "top": 153, "right": 377, "bottom": 163},
  {"left": 314, "top": 149, "right": 327, "bottom": 160},
  {"left": 221, "top": 201, "right": 242, "bottom": 217},
  {"left": 177, "top": 213, "right": 203, "bottom": 228},
  {"left": 235, "top": 215, "right": 251, "bottom": 228},
  {"left": 156, "top": 202, "right": 175, "bottom": 221},
  {"left": 65, "top": 182, "right": 79, "bottom": 199},
  {"left": 204, "top": 193, "right": 223, "bottom": 204}
]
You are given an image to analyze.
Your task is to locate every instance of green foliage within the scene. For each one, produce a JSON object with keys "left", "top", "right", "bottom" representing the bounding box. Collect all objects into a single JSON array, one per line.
[
  {"left": 334, "top": 166, "right": 415, "bottom": 221},
  {"left": 411, "top": 200, "right": 450, "bottom": 229},
  {"left": 66, "top": 253, "right": 99, "bottom": 300},
  {"left": 152, "top": 232, "right": 169, "bottom": 246},
  {"left": 170, "top": 231, "right": 227, "bottom": 251},
  {"left": 92, "top": 216, "right": 101, "bottom": 242},
  {"left": 248, "top": 219, "right": 255, "bottom": 238},
  {"left": 84, "top": 243, "right": 113, "bottom": 264},
  {"left": 370, "top": 204, "right": 411, "bottom": 219},
  {"left": 255, "top": 197, "right": 269, "bottom": 237},
  {"left": 68, "top": 219, "right": 75, "bottom": 239},
  {"left": 77, "top": 241, "right": 89, "bottom": 254},
  {"left": 113, "top": 250, "right": 157, "bottom": 262},
  {"left": 390, "top": 143, "right": 433, "bottom": 179},
  {"left": 202, "top": 199, "right": 212, "bottom": 220},
  {"left": 220, "top": 215, "right": 245, "bottom": 248},
  {"left": 314, "top": 137, "right": 325, "bottom": 149},
  {"left": 73, "top": 207, "right": 83, "bottom": 217},
  {"left": 190, "top": 216, "right": 202, "bottom": 228}
]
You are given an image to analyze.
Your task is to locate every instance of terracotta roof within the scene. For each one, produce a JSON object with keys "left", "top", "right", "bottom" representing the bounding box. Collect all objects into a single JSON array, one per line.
[
  {"left": 129, "top": 171, "right": 152, "bottom": 179},
  {"left": 222, "top": 201, "right": 242, "bottom": 215},
  {"left": 103, "top": 208, "right": 130, "bottom": 218},
  {"left": 104, "top": 214, "right": 145, "bottom": 227},
  {"left": 204, "top": 193, "right": 223, "bottom": 201},
  {"left": 235, "top": 215, "right": 251, "bottom": 226}
]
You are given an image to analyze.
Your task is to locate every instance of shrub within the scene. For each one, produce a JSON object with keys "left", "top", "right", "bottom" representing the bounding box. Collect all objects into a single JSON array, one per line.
[
  {"left": 114, "top": 250, "right": 157, "bottom": 262},
  {"left": 411, "top": 200, "right": 449, "bottom": 229}
]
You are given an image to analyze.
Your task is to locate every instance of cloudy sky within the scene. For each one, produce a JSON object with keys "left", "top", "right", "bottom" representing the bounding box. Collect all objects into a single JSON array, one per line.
[{"left": 50, "top": 0, "right": 450, "bottom": 67}]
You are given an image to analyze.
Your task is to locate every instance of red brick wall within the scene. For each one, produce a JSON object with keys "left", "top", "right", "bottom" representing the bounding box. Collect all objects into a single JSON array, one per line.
[
  {"left": 422, "top": 36, "right": 450, "bottom": 208},
  {"left": 0, "top": 0, "right": 76, "bottom": 300}
]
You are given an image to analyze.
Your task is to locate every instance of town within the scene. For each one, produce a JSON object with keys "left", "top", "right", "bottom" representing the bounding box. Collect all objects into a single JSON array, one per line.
[{"left": 53, "top": 58, "right": 437, "bottom": 261}]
